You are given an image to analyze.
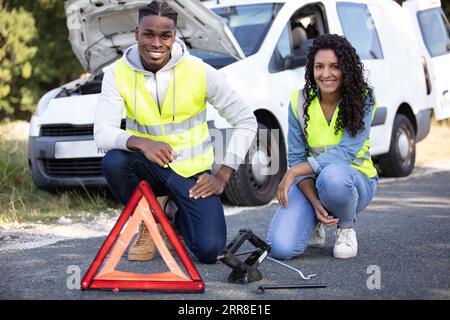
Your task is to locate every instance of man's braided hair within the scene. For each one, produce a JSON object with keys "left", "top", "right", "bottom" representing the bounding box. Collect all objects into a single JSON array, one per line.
[{"left": 139, "top": 0, "right": 178, "bottom": 26}]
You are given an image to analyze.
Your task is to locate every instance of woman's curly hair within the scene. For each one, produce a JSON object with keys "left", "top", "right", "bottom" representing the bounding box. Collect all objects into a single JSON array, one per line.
[{"left": 302, "top": 34, "right": 375, "bottom": 137}]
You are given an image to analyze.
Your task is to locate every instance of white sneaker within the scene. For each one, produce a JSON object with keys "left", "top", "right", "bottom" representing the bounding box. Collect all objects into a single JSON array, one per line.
[
  {"left": 333, "top": 228, "right": 358, "bottom": 259},
  {"left": 309, "top": 223, "right": 325, "bottom": 248}
]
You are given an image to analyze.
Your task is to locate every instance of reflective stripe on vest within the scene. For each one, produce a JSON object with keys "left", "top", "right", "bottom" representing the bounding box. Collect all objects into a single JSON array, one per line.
[
  {"left": 291, "top": 90, "right": 377, "bottom": 178},
  {"left": 125, "top": 110, "right": 207, "bottom": 136},
  {"left": 114, "top": 56, "right": 213, "bottom": 178}
]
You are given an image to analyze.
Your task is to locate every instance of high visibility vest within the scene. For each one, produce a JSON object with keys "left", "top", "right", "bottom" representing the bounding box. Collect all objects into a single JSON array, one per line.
[
  {"left": 291, "top": 90, "right": 378, "bottom": 179},
  {"left": 114, "top": 56, "right": 214, "bottom": 178}
]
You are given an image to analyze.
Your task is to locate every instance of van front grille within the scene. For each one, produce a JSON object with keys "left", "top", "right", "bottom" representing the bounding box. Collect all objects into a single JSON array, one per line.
[
  {"left": 41, "top": 120, "right": 126, "bottom": 137},
  {"left": 42, "top": 158, "right": 103, "bottom": 177},
  {"left": 41, "top": 124, "right": 93, "bottom": 137}
]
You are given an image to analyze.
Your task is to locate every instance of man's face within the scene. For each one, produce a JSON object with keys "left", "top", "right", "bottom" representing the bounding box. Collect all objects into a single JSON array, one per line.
[{"left": 135, "top": 15, "right": 176, "bottom": 72}]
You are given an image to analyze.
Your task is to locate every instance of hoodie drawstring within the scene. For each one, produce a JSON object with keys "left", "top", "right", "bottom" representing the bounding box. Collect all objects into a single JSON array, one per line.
[
  {"left": 173, "top": 68, "right": 176, "bottom": 122},
  {"left": 134, "top": 70, "right": 137, "bottom": 124}
]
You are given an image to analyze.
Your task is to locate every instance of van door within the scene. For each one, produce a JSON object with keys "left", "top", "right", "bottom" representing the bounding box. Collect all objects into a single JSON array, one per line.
[
  {"left": 267, "top": 1, "right": 329, "bottom": 118},
  {"left": 335, "top": 1, "right": 388, "bottom": 155},
  {"left": 403, "top": 0, "right": 450, "bottom": 120}
]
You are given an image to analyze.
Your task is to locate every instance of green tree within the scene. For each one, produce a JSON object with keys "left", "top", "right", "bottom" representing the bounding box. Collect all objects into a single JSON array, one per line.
[
  {"left": 1, "top": 0, "right": 83, "bottom": 122},
  {"left": 16, "top": 0, "right": 83, "bottom": 86},
  {"left": 0, "top": 2, "right": 37, "bottom": 119}
]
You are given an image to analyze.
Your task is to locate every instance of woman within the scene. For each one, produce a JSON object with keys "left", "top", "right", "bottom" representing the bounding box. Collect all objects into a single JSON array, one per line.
[{"left": 267, "top": 34, "right": 378, "bottom": 259}]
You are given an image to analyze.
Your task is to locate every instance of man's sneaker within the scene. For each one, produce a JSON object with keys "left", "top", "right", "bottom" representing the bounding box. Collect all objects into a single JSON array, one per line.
[
  {"left": 128, "top": 222, "right": 158, "bottom": 261},
  {"left": 128, "top": 196, "right": 169, "bottom": 261},
  {"left": 309, "top": 223, "right": 325, "bottom": 248},
  {"left": 333, "top": 227, "right": 358, "bottom": 259}
]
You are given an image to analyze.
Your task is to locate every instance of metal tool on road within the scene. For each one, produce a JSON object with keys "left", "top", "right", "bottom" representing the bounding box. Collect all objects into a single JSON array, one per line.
[
  {"left": 218, "top": 229, "right": 323, "bottom": 288},
  {"left": 266, "top": 256, "right": 317, "bottom": 280},
  {"left": 256, "top": 284, "right": 327, "bottom": 294},
  {"left": 217, "top": 229, "right": 270, "bottom": 284}
]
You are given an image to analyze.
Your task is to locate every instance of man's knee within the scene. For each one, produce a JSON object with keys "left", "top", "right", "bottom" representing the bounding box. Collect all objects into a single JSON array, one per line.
[{"left": 192, "top": 238, "right": 226, "bottom": 264}]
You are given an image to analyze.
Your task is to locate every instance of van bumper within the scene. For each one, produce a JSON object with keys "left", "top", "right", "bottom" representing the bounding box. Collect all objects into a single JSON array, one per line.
[
  {"left": 28, "top": 135, "right": 107, "bottom": 189},
  {"left": 415, "top": 109, "right": 431, "bottom": 143}
]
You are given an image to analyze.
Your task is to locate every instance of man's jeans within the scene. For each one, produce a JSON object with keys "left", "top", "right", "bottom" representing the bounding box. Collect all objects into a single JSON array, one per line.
[
  {"left": 267, "top": 164, "right": 377, "bottom": 260},
  {"left": 101, "top": 150, "right": 226, "bottom": 264}
]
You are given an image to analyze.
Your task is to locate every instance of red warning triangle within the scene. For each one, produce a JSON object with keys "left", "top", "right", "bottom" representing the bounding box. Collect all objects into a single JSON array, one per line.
[{"left": 81, "top": 180, "right": 205, "bottom": 292}]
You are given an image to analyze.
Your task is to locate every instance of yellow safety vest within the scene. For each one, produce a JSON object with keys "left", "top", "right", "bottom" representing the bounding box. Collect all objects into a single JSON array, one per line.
[
  {"left": 291, "top": 90, "right": 378, "bottom": 179},
  {"left": 114, "top": 56, "right": 214, "bottom": 178}
]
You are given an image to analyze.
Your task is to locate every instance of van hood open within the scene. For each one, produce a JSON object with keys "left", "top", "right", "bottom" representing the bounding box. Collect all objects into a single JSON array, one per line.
[{"left": 64, "top": 0, "right": 245, "bottom": 73}]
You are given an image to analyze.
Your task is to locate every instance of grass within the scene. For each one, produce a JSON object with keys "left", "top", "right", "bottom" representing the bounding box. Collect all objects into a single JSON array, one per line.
[
  {"left": 0, "top": 121, "right": 119, "bottom": 224},
  {"left": 416, "top": 119, "right": 450, "bottom": 166},
  {"left": 1, "top": 119, "right": 449, "bottom": 225}
]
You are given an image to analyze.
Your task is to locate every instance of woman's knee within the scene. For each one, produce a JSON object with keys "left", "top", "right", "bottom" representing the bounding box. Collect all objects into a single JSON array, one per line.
[
  {"left": 267, "top": 234, "right": 307, "bottom": 260},
  {"left": 316, "top": 164, "right": 353, "bottom": 194},
  {"left": 267, "top": 229, "right": 307, "bottom": 260},
  {"left": 317, "top": 164, "right": 356, "bottom": 210}
]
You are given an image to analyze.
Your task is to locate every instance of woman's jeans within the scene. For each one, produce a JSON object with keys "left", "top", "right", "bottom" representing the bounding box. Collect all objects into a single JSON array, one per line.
[
  {"left": 267, "top": 163, "right": 377, "bottom": 260},
  {"left": 101, "top": 149, "right": 227, "bottom": 264}
]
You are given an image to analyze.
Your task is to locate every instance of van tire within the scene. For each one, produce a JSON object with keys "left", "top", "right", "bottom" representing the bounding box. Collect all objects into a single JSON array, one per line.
[
  {"left": 223, "top": 123, "right": 286, "bottom": 206},
  {"left": 378, "top": 114, "right": 416, "bottom": 177}
]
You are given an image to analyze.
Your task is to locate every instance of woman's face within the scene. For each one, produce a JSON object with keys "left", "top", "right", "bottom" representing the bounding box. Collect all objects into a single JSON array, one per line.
[{"left": 313, "top": 49, "right": 343, "bottom": 97}]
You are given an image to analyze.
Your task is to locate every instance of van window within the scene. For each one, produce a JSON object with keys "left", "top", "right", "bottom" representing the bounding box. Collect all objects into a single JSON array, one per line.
[
  {"left": 269, "top": 3, "right": 327, "bottom": 73},
  {"left": 336, "top": 2, "right": 383, "bottom": 60},
  {"left": 276, "top": 25, "right": 293, "bottom": 59},
  {"left": 417, "top": 8, "right": 450, "bottom": 57},
  {"left": 212, "top": 3, "right": 283, "bottom": 56}
]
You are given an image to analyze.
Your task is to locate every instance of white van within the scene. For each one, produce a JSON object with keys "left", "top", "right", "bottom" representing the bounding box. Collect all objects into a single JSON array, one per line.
[{"left": 28, "top": 0, "right": 450, "bottom": 205}]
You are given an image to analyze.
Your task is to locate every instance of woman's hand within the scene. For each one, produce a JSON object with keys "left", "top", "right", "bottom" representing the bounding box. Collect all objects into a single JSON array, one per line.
[
  {"left": 277, "top": 170, "right": 296, "bottom": 208},
  {"left": 312, "top": 200, "right": 339, "bottom": 227}
]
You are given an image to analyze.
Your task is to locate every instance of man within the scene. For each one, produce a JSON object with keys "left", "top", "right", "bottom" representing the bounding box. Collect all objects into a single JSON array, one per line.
[{"left": 94, "top": 1, "right": 257, "bottom": 264}]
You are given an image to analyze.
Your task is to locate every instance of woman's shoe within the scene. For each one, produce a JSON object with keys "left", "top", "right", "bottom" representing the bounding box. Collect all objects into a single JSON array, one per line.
[{"left": 333, "top": 227, "right": 358, "bottom": 258}]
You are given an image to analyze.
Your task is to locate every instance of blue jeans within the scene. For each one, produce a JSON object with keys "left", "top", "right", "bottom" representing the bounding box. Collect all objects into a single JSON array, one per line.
[
  {"left": 267, "top": 164, "right": 377, "bottom": 260},
  {"left": 101, "top": 150, "right": 227, "bottom": 264}
]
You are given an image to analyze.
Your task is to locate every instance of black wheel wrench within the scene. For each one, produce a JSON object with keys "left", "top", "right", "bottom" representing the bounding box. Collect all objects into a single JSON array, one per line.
[{"left": 256, "top": 284, "right": 327, "bottom": 294}]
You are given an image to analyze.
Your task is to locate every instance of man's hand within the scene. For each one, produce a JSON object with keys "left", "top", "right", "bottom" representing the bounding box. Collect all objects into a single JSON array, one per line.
[
  {"left": 189, "top": 165, "right": 234, "bottom": 199},
  {"left": 277, "top": 169, "right": 296, "bottom": 208},
  {"left": 127, "top": 136, "right": 178, "bottom": 167},
  {"left": 312, "top": 200, "right": 339, "bottom": 227}
]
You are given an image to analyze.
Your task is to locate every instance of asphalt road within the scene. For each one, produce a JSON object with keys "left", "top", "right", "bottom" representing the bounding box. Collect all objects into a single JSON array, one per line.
[{"left": 1, "top": 169, "right": 449, "bottom": 300}]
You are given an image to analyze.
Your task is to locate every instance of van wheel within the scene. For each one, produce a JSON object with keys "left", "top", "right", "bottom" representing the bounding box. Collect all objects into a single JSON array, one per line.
[
  {"left": 223, "top": 123, "right": 286, "bottom": 206},
  {"left": 378, "top": 114, "right": 416, "bottom": 177}
]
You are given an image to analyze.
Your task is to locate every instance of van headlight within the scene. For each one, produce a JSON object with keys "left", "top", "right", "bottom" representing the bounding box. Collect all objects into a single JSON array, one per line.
[{"left": 35, "top": 88, "right": 62, "bottom": 116}]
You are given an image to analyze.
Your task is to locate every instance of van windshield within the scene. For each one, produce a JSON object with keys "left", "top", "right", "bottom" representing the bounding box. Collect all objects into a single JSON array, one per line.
[{"left": 191, "top": 3, "right": 283, "bottom": 68}]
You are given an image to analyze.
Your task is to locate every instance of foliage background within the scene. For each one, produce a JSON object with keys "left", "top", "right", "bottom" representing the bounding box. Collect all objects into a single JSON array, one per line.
[
  {"left": 0, "top": 0, "right": 83, "bottom": 122},
  {"left": 0, "top": 0, "right": 449, "bottom": 122}
]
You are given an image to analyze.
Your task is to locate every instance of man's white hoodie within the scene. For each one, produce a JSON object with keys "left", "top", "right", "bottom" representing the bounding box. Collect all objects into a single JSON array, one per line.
[{"left": 94, "top": 38, "right": 257, "bottom": 171}]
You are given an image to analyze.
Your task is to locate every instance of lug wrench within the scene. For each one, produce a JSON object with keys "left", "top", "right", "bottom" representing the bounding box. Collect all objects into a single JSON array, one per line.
[
  {"left": 256, "top": 284, "right": 327, "bottom": 294},
  {"left": 230, "top": 250, "right": 317, "bottom": 280},
  {"left": 266, "top": 256, "right": 317, "bottom": 280}
]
